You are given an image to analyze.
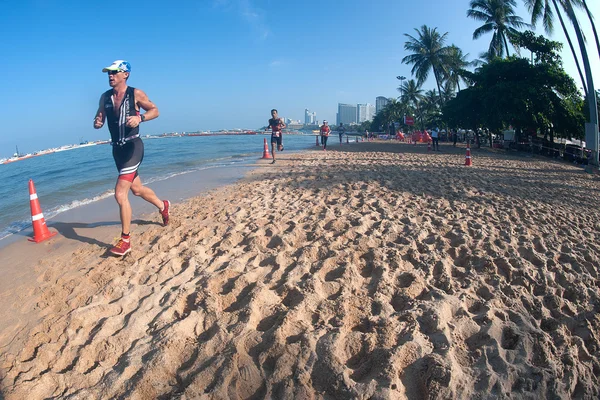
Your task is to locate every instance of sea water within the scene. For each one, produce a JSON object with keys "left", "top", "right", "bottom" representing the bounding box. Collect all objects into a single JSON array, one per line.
[{"left": 0, "top": 134, "right": 317, "bottom": 242}]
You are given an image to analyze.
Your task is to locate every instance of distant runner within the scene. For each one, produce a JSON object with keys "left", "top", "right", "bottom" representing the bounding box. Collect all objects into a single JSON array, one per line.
[
  {"left": 338, "top": 122, "right": 346, "bottom": 145},
  {"left": 320, "top": 120, "right": 331, "bottom": 151},
  {"left": 268, "top": 109, "right": 286, "bottom": 164},
  {"left": 94, "top": 60, "right": 170, "bottom": 256}
]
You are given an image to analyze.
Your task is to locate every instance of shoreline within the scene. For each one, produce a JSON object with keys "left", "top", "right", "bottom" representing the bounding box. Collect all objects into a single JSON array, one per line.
[{"left": 1, "top": 141, "right": 599, "bottom": 399}]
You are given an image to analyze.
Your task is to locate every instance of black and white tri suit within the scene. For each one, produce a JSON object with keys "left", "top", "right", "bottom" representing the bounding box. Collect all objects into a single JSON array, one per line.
[{"left": 104, "top": 86, "right": 144, "bottom": 182}]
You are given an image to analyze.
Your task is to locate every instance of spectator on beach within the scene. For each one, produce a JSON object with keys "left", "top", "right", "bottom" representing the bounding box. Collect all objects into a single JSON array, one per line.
[
  {"left": 389, "top": 122, "right": 395, "bottom": 137},
  {"left": 94, "top": 60, "right": 170, "bottom": 257},
  {"left": 338, "top": 122, "right": 346, "bottom": 145},
  {"left": 452, "top": 129, "right": 458, "bottom": 147},
  {"left": 320, "top": 120, "right": 331, "bottom": 151},
  {"left": 431, "top": 127, "right": 440, "bottom": 151},
  {"left": 268, "top": 109, "right": 286, "bottom": 164}
]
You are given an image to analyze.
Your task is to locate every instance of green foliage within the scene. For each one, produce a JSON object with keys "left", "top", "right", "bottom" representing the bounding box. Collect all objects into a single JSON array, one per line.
[
  {"left": 512, "top": 30, "right": 563, "bottom": 65},
  {"left": 372, "top": 99, "right": 407, "bottom": 132},
  {"left": 443, "top": 56, "right": 584, "bottom": 139},
  {"left": 355, "top": 120, "right": 372, "bottom": 133}
]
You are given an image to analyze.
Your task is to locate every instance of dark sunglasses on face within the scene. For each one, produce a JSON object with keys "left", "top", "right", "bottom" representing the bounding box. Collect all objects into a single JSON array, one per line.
[{"left": 107, "top": 70, "right": 122, "bottom": 75}]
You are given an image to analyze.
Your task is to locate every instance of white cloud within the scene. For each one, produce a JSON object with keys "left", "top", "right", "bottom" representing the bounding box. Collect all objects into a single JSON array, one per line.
[{"left": 213, "top": 0, "right": 270, "bottom": 40}]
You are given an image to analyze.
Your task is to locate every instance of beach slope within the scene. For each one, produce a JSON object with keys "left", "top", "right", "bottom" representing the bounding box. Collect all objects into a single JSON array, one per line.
[{"left": 1, "top": 142, "right": 599, "bottom": 399}]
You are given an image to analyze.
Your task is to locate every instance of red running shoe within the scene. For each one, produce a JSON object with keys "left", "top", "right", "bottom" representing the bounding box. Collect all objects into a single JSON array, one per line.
[
  {"left": 110, "top": 238, "right": 131, "bottom": 256},
  {"left": 160, "top": 200, "right": 170, "bottom": 226}
]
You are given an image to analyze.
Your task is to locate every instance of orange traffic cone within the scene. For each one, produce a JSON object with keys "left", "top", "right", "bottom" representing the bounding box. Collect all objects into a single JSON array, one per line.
[
  {"left": 428, "top": 141, "right": 432, "bottom": 151},
  {"left": 261, "top": 138, "right": 272, "bottom": 159},
  {"left": 465, "top": 143, "right": 472, "bottom": 166},
  {"left": 28, "top": 179, "right": 57, "bottom": 243}
]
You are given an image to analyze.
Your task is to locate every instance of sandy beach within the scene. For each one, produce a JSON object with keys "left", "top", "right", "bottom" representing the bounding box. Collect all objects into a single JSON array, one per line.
[{"left": 1, "top": 141, "right": 599, "bottom": 399}]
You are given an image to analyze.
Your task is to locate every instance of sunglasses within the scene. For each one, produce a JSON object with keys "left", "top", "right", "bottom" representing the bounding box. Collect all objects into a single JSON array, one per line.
[{"left": 107, "top": 70, "right": 123, "bottom": 75}]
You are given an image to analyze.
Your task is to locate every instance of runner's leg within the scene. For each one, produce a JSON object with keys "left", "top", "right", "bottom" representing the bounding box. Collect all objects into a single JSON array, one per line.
[
  {"left": 115, "top": 178, "right": 134, "bottom": 235},
  {"left": 130, "top": 176, "right": 163, "bottom": 209}
]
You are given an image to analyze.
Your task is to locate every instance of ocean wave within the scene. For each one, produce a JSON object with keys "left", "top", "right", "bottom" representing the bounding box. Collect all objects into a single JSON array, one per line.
[
  {"left": 44, "top": 190, "right": 115, "bottom": 220},
  {"left": 0, "top": 220, "right": 32, "bottom": 242},
  {"left": 144, "top": 157, "right": 253, "bottom": 185},
  {"left": 0, "top": 157, "right": 255, "bottom": 243}
]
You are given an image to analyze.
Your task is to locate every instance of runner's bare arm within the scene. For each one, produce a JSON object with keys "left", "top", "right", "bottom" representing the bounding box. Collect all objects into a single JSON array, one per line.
[
  {"left": 125, "top": 89, "right": 159, "bottom": 128},
  {"left": 279, "top": 118, "right": 286, "bottom": 129},
  {"left": 135, "top": 89, "right": 159, "bottom": 121},
  {"left": 94, "top": 94, "right": 105, "bottom": 129}
]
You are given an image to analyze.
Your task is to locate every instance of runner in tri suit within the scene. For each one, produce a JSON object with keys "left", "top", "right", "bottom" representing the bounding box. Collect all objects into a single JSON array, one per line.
[
  {"left": 93, "top": 60, "right": 170, "bottom": 256},
  {"left": 268, "top": 109, "right": 286, "bottom": 164},
  {"left": 320, "top": 120, "right": 331, "bottom": 151},
  {"left": 338, "top": 122, "right": 345, "bottom": 145}
]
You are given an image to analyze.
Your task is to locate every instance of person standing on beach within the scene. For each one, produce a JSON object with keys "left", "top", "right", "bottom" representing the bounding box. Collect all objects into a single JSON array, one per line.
[
  {"left": 93, "top": 60, "right": 170, "bottom": 256},
  {"left": 338, "top": 122, "right": 346, "bottom": 145},
  {"left": 431, "top": 127, "right": 440, "bottom": 151},
  {"left": 268, "top": 109, "right": 286, "bottom": 164},
  {"left": 320, "top": 120, "right": 331, "bottom": 151}
]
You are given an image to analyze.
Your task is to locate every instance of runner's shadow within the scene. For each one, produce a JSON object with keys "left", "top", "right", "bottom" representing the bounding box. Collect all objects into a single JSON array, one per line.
[{"left": 49, "top": 220, "right": 161, "bottom": 248}]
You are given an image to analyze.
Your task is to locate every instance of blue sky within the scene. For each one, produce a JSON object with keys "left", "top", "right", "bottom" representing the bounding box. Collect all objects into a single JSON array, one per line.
[{"left": 0, "top": 0, "right": 599, "bottom": 155}]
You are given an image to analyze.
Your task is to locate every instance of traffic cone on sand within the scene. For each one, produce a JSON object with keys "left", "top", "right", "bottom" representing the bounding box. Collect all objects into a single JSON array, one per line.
[
  {"left": 28, "top": 179, "right": 57, "bottom": 243},
  {"left": 465, "top": 142, "right": 472, "bottom": 166},
  {"left": 261, "top": 138, "right": 272, "bottom": 159}
]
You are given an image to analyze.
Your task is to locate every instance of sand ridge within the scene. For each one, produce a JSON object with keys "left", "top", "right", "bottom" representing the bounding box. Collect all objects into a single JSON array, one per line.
[{"left": 1, "top": 142, "right": 599, "bottom": 399}]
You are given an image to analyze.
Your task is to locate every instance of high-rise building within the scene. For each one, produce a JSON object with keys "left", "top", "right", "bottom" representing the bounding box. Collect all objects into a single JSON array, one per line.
[
  {"left": 376, "top": 96, "right": 389, "bottom": 114},
  {"left": 337, "top": 103, "right": 357, "bottom": 125},
  {"left": 357, "top": 103, "right": 376, "bottom": 122},
  {"left": 304, "top": 109, "right": 316, "bottom": 124}
]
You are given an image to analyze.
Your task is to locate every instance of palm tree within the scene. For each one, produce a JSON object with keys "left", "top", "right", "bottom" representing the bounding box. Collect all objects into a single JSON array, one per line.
[
  {"left": 472, "top": 50, "right": 497, "bottom": 70},
  {"left": 582, "top": 0, "right": 600, "bottom": 63},
  {"left": 402, "top": 25, "right": 450, "bottom": 106},
  {"left": 445, "top": 45, "right": 471, "bottom": 91},
  {"left": 442, "top": 81, "right": 458, "bottom": 102},
  {"left": 398, "top": 79, "right": 424, "bottom": 106},
  {"left": 524, "top": 0, "right": 587, "bottom": 92},
  {"left": 524, "top": 0, "right": 598, "bottom": 166},
  {"left": 467, "top": 0, "right": 529, "bottom": 57}
]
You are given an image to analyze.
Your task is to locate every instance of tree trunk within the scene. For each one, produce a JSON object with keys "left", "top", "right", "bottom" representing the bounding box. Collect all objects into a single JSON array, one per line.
[
  {"left": 502, "top": 32, "right": 511, "bottom": 58},
  {"left": 432, "top": 65, "right": 449, "bottom": 141},
  {"left": 582, "top": 0, "right": 600, "bottom": 66},
  {"left": 432, "top": 65, "right": 444, "bottom": 107},
  {"left": 565, "top": 1, "right": 599, "bottom": 166},
  {"left": 553, "top": 0, "right": 588, "bottom": 94}
]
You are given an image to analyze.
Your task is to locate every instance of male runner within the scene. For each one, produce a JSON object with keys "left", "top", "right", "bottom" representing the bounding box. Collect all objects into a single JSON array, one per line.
[
  {"left": 93, "top": 60, "right": 170, "bottom": 256},
  {"left": 268, "top": 109, "right": 286, "bottom": 164},
  {"left": 338, "top": 122, "right": 345, "bottom": 145},
  {"left": 320, "top": 120, "right": 331, "bottom": 151}
]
